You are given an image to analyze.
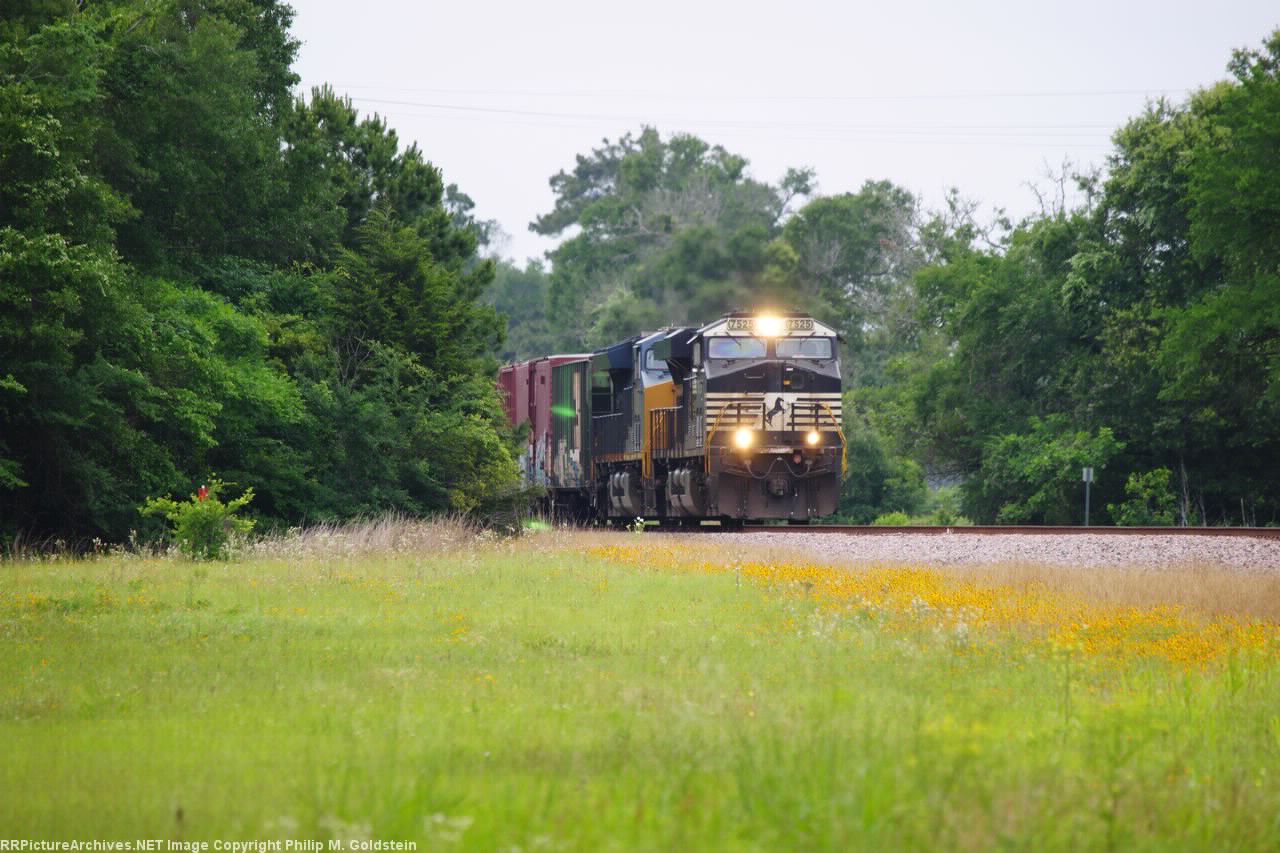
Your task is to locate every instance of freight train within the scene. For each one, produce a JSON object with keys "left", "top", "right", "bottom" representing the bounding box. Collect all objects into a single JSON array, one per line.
[{"left": 498, "top": 311, "right": 845, "bottom": 524}]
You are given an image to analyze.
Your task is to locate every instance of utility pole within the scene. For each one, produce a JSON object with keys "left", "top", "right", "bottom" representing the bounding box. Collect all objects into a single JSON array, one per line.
[{"left": 1082, "top": 467, "right": 1094, "bottom": 527}]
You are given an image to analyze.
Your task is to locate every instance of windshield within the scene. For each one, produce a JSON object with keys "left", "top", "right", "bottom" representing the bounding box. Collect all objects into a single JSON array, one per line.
[
  {"left": 776, "top": 337, "right": 834, "bottom": 359},
  {"left": 708, "top": 337, "right": 766, "bottom": 359}
]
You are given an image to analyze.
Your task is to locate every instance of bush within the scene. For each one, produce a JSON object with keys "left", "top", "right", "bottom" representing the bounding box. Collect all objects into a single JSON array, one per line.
[
  {"left": 969, "top": 416, "right": 1122, "bottom": 524},
  {"left": 837, "top": 410, "right": 928, "bottom": 523},
  {"left": 140, "top": 478, "right": 255, "bottom": 559},
  {"left": 1108, "top": 468, "right": 1178, "bottom": 526},
  {"left": 870, "top": 509, "right": 973, "bottom": 527}
]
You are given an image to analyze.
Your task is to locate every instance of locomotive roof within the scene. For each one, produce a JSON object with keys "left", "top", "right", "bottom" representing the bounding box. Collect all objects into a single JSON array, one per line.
[
  {"left": 695, "top": 313, "right": 838, "bottom": 338},
  {"left": 592, "top": 336, "right": 641, "bottom": 370}
]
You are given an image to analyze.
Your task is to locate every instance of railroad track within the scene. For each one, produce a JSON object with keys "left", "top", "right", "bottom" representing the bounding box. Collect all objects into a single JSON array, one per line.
[{"left": 704, "top": 524, "right": 1280, "bottom": 540}]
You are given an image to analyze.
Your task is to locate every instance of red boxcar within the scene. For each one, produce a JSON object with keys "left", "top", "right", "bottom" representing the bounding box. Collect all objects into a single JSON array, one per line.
[
  {"left": 498, "top": 361, "right": 533, "bottom": 480},
  {"left": 500, "top": 356, "right": 587, "bottom": 488},
  {"left": 497, "top": 362, "right": 531, "bottom": 428},
  {"left": 529, "top": 355, "right": 588, "bottom": 486}
]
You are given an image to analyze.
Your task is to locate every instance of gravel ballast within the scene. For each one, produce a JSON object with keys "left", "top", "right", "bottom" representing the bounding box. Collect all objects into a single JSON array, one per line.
[{"left": 703, "top": 531, "right": 1280, "bottom": 573}]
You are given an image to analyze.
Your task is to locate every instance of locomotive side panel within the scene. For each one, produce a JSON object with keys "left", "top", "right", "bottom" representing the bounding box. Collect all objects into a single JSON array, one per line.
[{"left": 590, "top": 338, "right": 644, "bottom": 517}]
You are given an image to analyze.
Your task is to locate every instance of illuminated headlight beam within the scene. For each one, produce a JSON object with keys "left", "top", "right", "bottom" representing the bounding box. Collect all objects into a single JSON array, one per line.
[{"left": 755, "top": 315, "right": 783, "bottom": 337}]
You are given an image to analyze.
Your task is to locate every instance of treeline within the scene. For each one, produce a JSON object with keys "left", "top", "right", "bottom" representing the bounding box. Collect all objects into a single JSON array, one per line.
[
  {"left": 905, "top": 35, "right": 1280, "bottom": 527},
  {"left": 3, "top": 1, "right": 1277, "bottom": 539},
  {"left": 489, "top": 32, "right": 1280, "bottom": 526},
  {"left": 1, "top": 0, "right": 519, "bottom": 543}
]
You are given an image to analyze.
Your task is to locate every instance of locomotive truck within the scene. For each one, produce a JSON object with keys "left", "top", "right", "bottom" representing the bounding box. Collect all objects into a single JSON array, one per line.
[{"left": 498, "top": 311, "right": 845, "bottom": 524}]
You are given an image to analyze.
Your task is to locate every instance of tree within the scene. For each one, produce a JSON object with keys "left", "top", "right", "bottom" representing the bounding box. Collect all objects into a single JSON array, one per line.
[
  {"left": 532, "top": 127, "right": 818, "bottom": 349},
  {"left": 486, "top": 260, "right": 556, "bottom": 361},
  {"left": 330, "top": 208, "right": 503, "bottom": 379},
  {"left": 780, "top": 181, "right": 923, "bottom": 383},
  {"left": 969, "top": 417, "right": 1122, "bottom": 525},
  {"left": 0, "top": 0, "right": 523, "bottom": 541},
  {"left": 1187, "top": 32, "right": 1280, "bottom": 277},
  {"left": 96, "top": 0, "right": 312, "bottom": 267},
  {"left": 836, "top": 407, "right": 927, "bottom": 523},
  {"left": 0, "top": 17, "right": 146, "bottom": 536}
]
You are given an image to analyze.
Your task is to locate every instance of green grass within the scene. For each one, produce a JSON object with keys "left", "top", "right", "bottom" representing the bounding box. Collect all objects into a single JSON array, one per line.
[{"left": 2, "top": 537, "right": 1279, "bottom": 850}]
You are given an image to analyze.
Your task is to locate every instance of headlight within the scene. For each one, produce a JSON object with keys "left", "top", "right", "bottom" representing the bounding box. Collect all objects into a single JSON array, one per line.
[
  {"left": 755, "top": 315, "right": 783, "bottom": 337},
  {"left": 806, "top": 430, "right": 821, "bottom": 445},
  {"left": 733, "top": 428, "right": 754, "bottom": 449}
]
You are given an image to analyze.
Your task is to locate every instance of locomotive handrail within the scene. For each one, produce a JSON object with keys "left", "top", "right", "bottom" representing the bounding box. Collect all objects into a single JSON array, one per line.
[
  {"left": 649, "top": 407, "right": 679, "bottom": 453},
  {"left": 646, "top": 406, "right": 680, "bottom": 478},
  {"left": 818, "top": 401, "right": 847, "bottom": 476},
  {"left": 704, "top": 399, "right": 741, "bottom": 474}
]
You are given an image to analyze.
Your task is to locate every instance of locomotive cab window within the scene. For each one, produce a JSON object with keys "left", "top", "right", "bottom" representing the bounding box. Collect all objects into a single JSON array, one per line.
[
  {"left": 643, "top": 349, "right": 669, "bottom": 373},
  {"left": 708, "top": 337, "right": 766, "bottom": 360},
  {"left": 776, "top": 337, "right": 834, "bottom": 359}
]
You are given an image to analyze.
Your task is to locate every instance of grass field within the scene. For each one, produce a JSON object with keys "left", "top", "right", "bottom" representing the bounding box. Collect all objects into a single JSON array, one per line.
[{"left": 3, "top": 523, "right": 1279, "bottom": 850}]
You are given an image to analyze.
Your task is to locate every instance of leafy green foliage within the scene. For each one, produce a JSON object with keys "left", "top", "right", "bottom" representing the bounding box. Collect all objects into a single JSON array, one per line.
[
  {"left": 837, "top": 417, "right": 928, "bottom": 524},
  {"left": 1108, "top": 468, "right": 1178, "bottom": 527},
  {"left": 914, "top": 487, "right": 974, "bottom": 527},
  {"left": 1188, "top": 33, "right": 1280, "bottom": 276},
  {"left": 97, "top": 0, "right": 312, "bottom": 267},
  {"left": 533, "top": 127, "right": 820, "bottom": 349},
  {"left": 486, "top": 261, "right": 557, "bottom": 361},
  {"left": 968, "top": 417, "right": 1122, "bottom": 525},
  {"left": 781, "top": 181, "right": 924, "bottom": 381},
  {"left": 0, "top": 0, "right": 519, "bottom": 542},
  {"left": 886, "top": 32, "right": 1280, "bottom": 524},
  {"left": 140, "top": 478, "right": 255, "bottom": 559},
  {"left": 330, "top": 208, "right": 501, "bottom": 377}
]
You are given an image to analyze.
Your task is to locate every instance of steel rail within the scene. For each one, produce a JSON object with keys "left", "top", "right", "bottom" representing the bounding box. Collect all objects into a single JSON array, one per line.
[{"left": 727, "top": 524, "right": 1280, "bottom": 540}]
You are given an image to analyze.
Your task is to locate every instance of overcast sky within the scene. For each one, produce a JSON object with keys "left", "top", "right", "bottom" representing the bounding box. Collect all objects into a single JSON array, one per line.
[{"left": 288, "top": 1, "right": 1278, "bottom": 264}]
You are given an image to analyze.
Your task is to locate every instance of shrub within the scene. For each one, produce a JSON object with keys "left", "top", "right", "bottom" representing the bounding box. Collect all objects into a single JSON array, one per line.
[
  {"left": 970, "top": 416, "right": 1122, "bottom": 524},
  {"left": 870, "top": 509, "right": 973, "bottom": 526},
  {"left": 1108, "top": 468, "right": 1178, "bottom": 526},
  {"left": 140, "top": 478, "right": 255, "bottom": 559}
]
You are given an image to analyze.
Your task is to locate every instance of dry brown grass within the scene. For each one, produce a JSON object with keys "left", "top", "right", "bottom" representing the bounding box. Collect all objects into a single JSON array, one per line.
[
  {"left": 950, "top": 560, "right": 1280, "bottom": 623},
  {"left": 593, "top": 534, "right": 1280, "bottom": 624},
  {"left": 242, "top": 513, "right": 483, "bottom": 561}
]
